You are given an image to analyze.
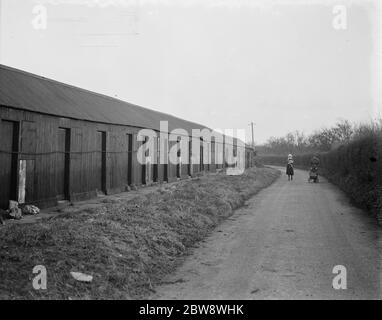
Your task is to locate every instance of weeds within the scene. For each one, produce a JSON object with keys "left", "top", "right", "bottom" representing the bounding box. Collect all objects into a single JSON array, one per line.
[{"left": 0, "top": 167, "right": 280, "bottom": 300}]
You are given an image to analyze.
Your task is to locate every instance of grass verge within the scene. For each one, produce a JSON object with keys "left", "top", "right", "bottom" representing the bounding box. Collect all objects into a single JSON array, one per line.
[{"left": 0, "top": 167, "right": 280, "bottom": 300}]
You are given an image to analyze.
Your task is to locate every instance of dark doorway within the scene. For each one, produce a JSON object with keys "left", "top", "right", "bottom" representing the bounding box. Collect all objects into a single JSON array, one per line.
[
  {"left": 96, "top": 131, "right": 107, "bottom": 194},
  {"left": 206, "top": 143, "right": 210, "bottom": 172},
  {"left": 188, "top": 139, "right": 192, "bottom": 176},
  {"left": 200, "top": 138, "right": 204, "bottom": 172},
  {"left": 211, "top": 139, "right": 215, "bottom": 171},
  {"left": 176, "top": 138, "right": 181, "bottom": 178},
  {"left": 141, "top": 137, "right": 148, "bottom": 185},
  {"left": 57, "top": 128, "right": 71, "bottom": 200},
  {"left": 153, "top": 137, "right": 159, "bottom": 182},
  {"left": 0, "top": 120, "right": 19, "bottom": 209},
  {"left": 127, "top": 133, "right": 133, "bottom": 185},
  {"left": 163, "top": 137, "right": 168, "bottom": 182}
]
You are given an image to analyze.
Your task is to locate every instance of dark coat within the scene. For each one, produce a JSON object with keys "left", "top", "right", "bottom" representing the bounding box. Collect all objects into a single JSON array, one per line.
[{"left": 286, "top": 163, "right": 294, "bottom": 176}]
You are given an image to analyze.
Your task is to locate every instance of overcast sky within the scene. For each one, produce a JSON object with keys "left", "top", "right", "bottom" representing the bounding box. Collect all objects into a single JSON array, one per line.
[{"left": 0, "top": 0, "right": 381, "bottom": 143}]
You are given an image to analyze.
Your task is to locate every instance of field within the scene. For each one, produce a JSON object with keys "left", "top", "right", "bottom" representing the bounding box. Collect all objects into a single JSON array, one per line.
[{"left": 0, "top": 167, "right": 280, "bottom": 300}]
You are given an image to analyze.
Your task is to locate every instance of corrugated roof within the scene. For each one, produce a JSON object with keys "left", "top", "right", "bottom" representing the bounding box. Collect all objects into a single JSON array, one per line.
[{"left": 0, "top": 64, "right": 210, "bottom": 133}]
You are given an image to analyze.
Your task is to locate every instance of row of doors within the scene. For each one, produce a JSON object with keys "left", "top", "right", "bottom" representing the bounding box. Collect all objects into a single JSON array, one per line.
[
  {"left": 0, "top": 124, "right": 134, "bottom": 208},
  {"left": 0, "top": 122, "right": 214, "bottom": 209},
  {"left": 57, "top": 130, "right": 136, "bottom": 200}
]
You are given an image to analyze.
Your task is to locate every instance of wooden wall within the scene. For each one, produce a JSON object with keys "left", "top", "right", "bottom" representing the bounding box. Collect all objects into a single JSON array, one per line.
[
  {"left": 0, "top": 107, "right": 145, "bottom": 208},
  {"left": 0, "top": 106, "right": 256, "bottom": 209}
]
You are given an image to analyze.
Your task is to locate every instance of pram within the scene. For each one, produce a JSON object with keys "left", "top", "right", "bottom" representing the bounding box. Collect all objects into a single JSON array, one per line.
[{"left": 308, "top": 166, "right": 319, "bottom": 183}]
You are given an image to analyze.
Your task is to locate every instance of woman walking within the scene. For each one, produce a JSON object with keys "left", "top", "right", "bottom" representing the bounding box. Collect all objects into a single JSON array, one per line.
[{"left": 286, "top": 153, "right": 294, "bottom": 181}]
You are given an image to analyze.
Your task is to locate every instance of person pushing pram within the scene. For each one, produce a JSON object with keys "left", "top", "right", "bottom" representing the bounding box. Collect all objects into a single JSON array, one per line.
[{"left": 308, "top": 154, "right": 320, "bottom": 183}]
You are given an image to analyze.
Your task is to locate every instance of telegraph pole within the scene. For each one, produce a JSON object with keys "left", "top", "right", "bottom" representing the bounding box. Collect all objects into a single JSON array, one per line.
[{"left": 249, "top": 122, "right": 255, "bottom": 149}]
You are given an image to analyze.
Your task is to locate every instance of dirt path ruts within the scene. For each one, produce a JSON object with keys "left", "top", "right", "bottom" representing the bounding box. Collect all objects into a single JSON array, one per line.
[{"left": 150, "top": 167, "right": 382, "bottom": 300}]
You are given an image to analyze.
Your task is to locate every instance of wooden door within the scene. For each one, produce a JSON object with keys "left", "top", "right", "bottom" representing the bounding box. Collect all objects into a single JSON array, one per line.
[
  {"left": 0, "top": 121, "right": 19, "bottom": 209},
  {"left": 200, "top": 142, "right": 204, "bottom": 172},
  {"left": 95, "top": 131, "right": 106, "bottom": 194},
  {"left": 57, "top": 128, "right": 70, "bottom": 200},
  {"left": 163, "top": 137, "right": 168, "bottom": 182},
  {"left": 176, "top": 139, "right": 181, "bottom": 178},
  {"left": 127, "top": 133, "right": 133, "bottom": 185}
]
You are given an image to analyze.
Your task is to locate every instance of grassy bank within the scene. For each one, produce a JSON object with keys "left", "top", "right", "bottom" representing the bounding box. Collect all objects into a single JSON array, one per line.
[{"left": 0, "top": 167, "right": 280, "bottom": 300}]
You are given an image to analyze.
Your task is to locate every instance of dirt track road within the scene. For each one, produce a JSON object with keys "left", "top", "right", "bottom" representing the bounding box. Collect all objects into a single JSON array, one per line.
[{"left": 151, "top": 167, "right": 382, "bottom": 300}]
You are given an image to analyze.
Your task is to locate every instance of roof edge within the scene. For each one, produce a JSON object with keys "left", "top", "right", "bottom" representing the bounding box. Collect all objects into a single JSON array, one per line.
[{"left": 0, "top": 64, "right": 211, "bottom": 130}]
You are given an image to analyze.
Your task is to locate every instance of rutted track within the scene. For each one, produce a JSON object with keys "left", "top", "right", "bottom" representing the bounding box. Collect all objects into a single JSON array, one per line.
[{"left": 151, "top": 167, "right": 382, "bottom": 300}]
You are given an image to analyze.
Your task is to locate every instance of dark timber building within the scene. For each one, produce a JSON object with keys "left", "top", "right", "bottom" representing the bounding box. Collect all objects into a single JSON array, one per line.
[{"left": 0, "top": 65, "right": 255, "bottom": 209}]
